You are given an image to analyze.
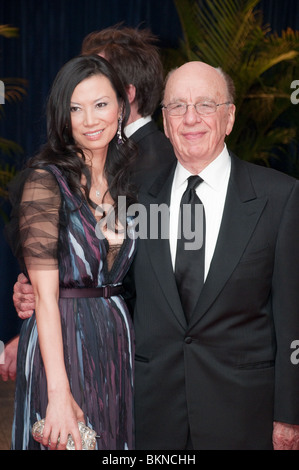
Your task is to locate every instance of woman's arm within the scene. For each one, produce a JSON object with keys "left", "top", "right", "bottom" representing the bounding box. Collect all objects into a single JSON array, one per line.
[
  {"left": 28, "top": 268, "right": 84, "bottom": 450},
  {"left": 18, "top": 169, "right": 84, "bottom": 450}
]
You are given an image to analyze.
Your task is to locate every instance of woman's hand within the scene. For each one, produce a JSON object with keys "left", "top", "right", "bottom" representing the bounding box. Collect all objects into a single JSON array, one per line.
[
  {"left": 28, "top": 268, "right": 84, "bottom": 450},
  {"left": 41, "top": 388, "right": 85, "bottom": 450}
]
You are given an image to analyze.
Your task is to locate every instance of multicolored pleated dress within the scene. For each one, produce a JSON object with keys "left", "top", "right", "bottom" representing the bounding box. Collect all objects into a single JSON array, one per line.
[{"left": 7, "top": 165, "right": 136, "bottom": 450}]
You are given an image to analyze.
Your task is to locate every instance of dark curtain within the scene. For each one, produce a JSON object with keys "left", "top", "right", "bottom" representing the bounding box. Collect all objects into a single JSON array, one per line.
[
  {"left": 0, "top": 0, "right": 298, "bottom": 343},
  {"left": 0, "top": 0, "right": 182, "bottom": 160},
  {"left": 0, "top": 0, "right": 182, "bottom": 343},
  {"left": 259, "top": 0, "right": 299, "bottom": 33}
]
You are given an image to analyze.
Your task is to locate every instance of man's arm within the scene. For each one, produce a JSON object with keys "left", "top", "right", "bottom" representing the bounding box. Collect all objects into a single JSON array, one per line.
[
  {"left": 13, "top": 272, "right": 35, "bottom": 319},
  {"left": 272, "top": 181, "right": 299, "bottom": 449}
]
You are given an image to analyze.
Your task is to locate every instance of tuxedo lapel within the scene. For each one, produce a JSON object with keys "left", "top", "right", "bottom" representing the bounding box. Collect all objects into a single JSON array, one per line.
[
  {"left": 141, "top": 155, "right": 268, "bottom": 330},
  {"left": 189, "top": 155, "right": 268, "bottom": 327},
  {"left": 142, "top": 163, "right": 188, "bottom": 329}
]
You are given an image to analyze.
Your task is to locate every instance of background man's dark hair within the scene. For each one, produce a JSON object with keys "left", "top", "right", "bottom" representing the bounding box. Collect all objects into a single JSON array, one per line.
[{"left": 81, "top": 24, "right": 165, "bottom": 117}]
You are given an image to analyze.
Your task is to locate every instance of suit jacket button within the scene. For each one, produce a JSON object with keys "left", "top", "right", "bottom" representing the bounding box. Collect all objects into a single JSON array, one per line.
[{"left": 185, "top": 336, "right": 192, "bottom": 344}]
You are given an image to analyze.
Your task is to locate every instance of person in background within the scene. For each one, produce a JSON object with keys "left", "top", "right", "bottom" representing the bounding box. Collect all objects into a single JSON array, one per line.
[
  {"left": 6, "top": 54, "right": 138, "bottom": 450},
  {"left": 0, "top": 336, "right": 19, "bottom": 381}
]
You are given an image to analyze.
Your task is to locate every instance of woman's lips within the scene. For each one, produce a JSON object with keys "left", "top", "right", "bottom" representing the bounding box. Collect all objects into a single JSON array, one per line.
[{"left": 83, "top": 129, "right": 104, "bottom": 140}]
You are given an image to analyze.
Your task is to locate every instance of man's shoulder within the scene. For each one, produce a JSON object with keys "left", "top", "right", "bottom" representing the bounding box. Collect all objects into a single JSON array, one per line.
[{"left": 231, "top": 151, "right": 297, "bottom": 184}]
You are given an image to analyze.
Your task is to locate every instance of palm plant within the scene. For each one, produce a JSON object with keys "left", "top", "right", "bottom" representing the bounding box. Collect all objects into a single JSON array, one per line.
[
  {"left": 0, "top": 24, "right": 27, "bottom": 220},
  {"left": 162, "top": 0, "right": 299, "bottom": 169}
]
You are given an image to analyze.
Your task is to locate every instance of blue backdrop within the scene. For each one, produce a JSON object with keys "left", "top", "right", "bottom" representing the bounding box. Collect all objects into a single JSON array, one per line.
[{"left": 0, "top": 0, "right": 298, "bottom": 343}]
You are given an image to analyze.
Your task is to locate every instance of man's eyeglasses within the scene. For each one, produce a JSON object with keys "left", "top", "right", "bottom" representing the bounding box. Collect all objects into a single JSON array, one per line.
[{"left": 162, "top": 101, "right": 231, "bottom": 117}]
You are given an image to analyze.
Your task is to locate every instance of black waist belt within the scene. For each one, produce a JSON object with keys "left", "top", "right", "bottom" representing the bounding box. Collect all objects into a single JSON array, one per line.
[{"left": 59, "top": 285, "right": 124, "bottom": 299}]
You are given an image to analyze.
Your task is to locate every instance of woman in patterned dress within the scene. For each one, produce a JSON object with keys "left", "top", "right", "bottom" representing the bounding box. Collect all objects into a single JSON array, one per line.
[{"left": 6, "top": 55, "right": 138, "bottom": 450}]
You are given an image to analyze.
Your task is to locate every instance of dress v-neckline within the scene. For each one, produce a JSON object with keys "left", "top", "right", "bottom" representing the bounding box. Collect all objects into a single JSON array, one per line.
[{"left": 81, "top": 196, "right": 127, "bottom": 280}]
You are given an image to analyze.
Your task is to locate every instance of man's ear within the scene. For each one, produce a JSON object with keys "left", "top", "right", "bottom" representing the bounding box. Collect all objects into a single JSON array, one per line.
[
  {"left": 126, "top": 84, "right": 136, "bottom": 105},
  {"left": 162, "top": 108, "right": 169, "bottom": 139},
  {"left": 225, "top": 104, "right": 236, "bottom": 136}
]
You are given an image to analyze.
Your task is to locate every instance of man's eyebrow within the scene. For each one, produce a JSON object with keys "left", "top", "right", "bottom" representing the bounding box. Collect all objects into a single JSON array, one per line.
[{"left": 168, "top": 96, "right": 215, "bottom": 103}]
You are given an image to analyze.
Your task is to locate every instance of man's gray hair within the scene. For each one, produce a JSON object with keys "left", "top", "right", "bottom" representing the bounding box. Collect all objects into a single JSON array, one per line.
[{"left": 215, "top": 67, "right": 236, "bottom": 104}]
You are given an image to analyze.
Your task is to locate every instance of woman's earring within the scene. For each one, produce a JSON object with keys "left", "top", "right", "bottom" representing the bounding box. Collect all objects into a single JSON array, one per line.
[{"left": 117, "top": 115, "right": 123, "bottom": 145}]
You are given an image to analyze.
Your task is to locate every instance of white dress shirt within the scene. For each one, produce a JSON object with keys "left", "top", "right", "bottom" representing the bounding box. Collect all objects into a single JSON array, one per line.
[
  {"left": 124, "top": 115, "right": 152, "bottom": 138},
  {"left": 169, "top": 145, "right": 231, "bottom": 280}
]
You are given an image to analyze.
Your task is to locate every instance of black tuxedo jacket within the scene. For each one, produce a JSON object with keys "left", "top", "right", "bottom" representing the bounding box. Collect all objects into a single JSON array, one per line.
[
  {"left": 131, "top": 152, "right": 299, "bottom": 450},
  {"left": 130, "top": 120, "right": 175, "bottom": 186}
]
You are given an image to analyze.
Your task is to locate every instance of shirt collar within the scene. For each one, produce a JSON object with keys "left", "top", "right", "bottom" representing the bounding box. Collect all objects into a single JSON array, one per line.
[
  {"left": 174, "top": 144, "right": 231, "bottom": 192},
  {"left": 124, "top": 116, "right": 152, "bottom": 138}
]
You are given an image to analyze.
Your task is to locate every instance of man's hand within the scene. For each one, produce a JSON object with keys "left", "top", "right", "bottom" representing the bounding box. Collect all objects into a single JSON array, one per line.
[
  {"left": 13, "top": 273, "right": 35, "bottom": 319},
  {"left": 273, "top": 421, "right": 299, "bottom": 450},
  {"left": 0, "top": 336, "right": 19, "bottom": 381}
]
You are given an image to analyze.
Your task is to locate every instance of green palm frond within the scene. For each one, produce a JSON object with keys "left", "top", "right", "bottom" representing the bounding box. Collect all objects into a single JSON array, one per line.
[
  {"left": 0, "top": 163, "right": 17, "bottom": 199},
  {"left": 0, "top": 77, "right": 27, "bottom": 105},
  {"left": 0, "top": 24, "right": 27, "bottom": 154},
  {"left": 0, "top": 24, "right": 27, "bottom": 220},
  {"left": 0, "top": 163, "right": 18, "bottom": 222},
  {"left": 0, "top": 137, "right": 23, "bottom": 157},
  {"left": 0, "top": 24, "right": 19, "bottom": 38}
]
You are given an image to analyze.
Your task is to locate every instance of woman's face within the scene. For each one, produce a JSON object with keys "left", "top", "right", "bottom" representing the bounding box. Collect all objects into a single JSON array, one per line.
[{"left": 70, "top": 74, "right": 121, "bottom": 159}]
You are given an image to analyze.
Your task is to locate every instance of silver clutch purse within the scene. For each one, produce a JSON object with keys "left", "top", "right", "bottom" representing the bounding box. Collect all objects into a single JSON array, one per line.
[{"left": 32, "top": 419, "right": 97, "bottom": 450}]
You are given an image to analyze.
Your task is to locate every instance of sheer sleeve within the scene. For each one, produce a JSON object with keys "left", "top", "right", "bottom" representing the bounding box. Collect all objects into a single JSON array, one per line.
[{"left": 8, "top": 168, "right": 61, "bottom": 271}]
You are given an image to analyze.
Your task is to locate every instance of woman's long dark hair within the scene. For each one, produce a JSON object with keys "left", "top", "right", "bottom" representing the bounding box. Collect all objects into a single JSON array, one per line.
[{"left": 28, "top": 54, "right": 138, "bottom": 214}]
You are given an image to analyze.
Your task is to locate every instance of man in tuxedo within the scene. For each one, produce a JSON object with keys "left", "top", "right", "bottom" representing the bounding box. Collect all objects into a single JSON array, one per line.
[
  {"left": 81, "top": 25, "right": 175, "bottom": 182},
  {"left": 131, "top": 61, "right": 299, "bottom": 449}
]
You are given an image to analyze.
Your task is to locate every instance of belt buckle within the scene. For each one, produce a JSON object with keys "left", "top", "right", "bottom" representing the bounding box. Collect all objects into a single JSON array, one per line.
[{"left": 103, "top": 285, "right": 111, "bottom": 298}]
